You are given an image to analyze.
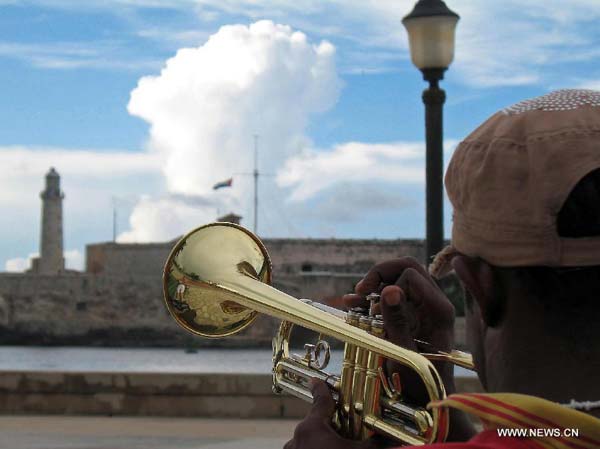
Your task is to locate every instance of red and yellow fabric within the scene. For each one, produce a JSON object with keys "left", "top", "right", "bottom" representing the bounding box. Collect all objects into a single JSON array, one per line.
[{"left": 428, "top": 393, "right": 600, "bottom": 449}]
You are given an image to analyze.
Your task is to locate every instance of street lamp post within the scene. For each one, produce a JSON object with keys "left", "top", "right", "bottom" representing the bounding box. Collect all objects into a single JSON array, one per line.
[{"left": 403, "top": 0, "right": 459, "bottom": 264}]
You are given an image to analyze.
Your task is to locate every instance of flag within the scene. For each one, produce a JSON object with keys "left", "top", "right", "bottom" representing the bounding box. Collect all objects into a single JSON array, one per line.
[{"left": 213, "top": 178, "right": 233, "bottom": 190}]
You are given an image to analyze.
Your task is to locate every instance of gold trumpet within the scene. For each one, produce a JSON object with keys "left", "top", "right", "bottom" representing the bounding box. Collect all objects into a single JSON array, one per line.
[{"left": 162, "top": 222, "right": 473, "bottom": 446}]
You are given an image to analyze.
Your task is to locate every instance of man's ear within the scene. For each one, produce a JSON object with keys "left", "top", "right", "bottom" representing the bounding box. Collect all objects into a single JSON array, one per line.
[{"left": 452, "top": 255, "right": 505, "bottom": 327}]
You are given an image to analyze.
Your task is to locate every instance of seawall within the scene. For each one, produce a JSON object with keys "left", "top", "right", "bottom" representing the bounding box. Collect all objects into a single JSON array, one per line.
[{"left": 0, "top": 372, "right": 482, "bottom": 418}]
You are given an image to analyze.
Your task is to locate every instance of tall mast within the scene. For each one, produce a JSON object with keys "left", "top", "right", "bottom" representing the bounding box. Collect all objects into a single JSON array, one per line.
[
  {"left": 253, "top": 134, "right": 259, "bottom": 235},
  {"left": 112, "top": 198, "right": 117, "bottom": 242}
]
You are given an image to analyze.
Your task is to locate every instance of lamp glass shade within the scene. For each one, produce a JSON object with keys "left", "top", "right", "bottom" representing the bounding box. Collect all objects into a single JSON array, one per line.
[{"left": 404, "top": 15, "right": 458, "bottom": 70}]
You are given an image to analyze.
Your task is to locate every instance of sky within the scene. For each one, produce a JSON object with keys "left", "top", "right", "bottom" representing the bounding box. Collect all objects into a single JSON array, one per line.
[{"left": 2, "top": 0, "right": 600, "bottom": 271}]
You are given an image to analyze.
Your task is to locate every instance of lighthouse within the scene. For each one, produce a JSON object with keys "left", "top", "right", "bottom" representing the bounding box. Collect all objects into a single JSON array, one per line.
[{"left": 31, "top": 168, "right": 65, "bottom": 274}]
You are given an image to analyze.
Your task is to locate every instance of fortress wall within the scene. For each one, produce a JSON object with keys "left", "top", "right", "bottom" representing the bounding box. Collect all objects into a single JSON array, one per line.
[
  {"left": 85, "top": 238, "right": 426, "bottom": 278},
  {"left": 84, "top": 237, "right": 414, "bottom": 311},
  {"left": 86, "top": 242, "right": 173, "bottom": 277},
  {"left": 276, "top": 272, "right": 362, "bottom": 303},
  {"left": 265, "top": 239, "right": 425, "bottom": 273}
]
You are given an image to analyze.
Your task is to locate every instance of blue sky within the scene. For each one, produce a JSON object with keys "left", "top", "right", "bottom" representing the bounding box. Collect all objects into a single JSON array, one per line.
[{"left": 2, "top": 0, "right": 600, "bottom": 271}]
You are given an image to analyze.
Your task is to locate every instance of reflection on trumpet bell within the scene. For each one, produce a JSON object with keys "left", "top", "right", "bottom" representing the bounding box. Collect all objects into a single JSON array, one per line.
[
  {"left": 163, "top": 223, "right": 269, "bottom": 337},
  {"left": 162, "top": 222, "right": 474, "bottom": 445}
]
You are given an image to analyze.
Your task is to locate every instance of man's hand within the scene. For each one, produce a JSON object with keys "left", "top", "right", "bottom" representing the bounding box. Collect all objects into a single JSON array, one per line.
[
  {"left": 284, "top": 380, "right": 373, "bottom": 449},
  {"left": 343, "top": 257, "right": 476, "bottom": 441},
  {"left": 286, "top": 257, "right": 475, "bottom": 448},
  {"left": 344, "top": 257, "right": 456, "bottom": 392}
]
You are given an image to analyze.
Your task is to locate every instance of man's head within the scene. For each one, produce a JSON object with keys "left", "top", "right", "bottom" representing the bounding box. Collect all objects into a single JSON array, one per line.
[{"left": 440, "top": 90, "right": 600, "bottom": 393}]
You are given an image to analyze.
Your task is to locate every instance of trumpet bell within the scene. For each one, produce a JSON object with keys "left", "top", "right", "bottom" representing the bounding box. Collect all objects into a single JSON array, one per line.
[{"left": 163, "top": 222, "right": 271, "bottom": 337}]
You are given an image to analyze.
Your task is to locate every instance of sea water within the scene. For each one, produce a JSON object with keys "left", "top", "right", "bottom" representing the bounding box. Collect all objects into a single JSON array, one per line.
[{"left": 0, "top": 346, "right": 474, "bottom": 376}]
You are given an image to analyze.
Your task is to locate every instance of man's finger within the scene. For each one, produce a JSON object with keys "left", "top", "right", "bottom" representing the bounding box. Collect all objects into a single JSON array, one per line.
[
  {"left": 395, "top": 268, "right": 429, "bottom": 308},
  {"left": 396, "top": 268, "right": 454, "bottom": 328},
  {"left": 342, "top": 293, "right": 368, "bottom": 310},
  {"left": 380, "top": 285, "right": 418, "bottom": 348},
  {"left": 309, "top": 379, "right": 336, "bottom": 421},
  {"left": 355, "top": 258, "right": 433, "bottom": 296}
]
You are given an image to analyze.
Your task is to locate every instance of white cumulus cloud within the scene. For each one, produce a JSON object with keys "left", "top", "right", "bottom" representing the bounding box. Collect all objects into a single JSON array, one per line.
[
  {"left": 121, "top": 20, "right": 342, "bottom": 241},
  {"left": 128, "top": 20, "right": 340, "bottom": 196},
  {"left": 117, "top": 195, "right": 231, "bottom": 242}
]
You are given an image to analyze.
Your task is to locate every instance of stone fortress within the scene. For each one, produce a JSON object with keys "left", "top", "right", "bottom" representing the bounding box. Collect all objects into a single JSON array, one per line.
[{"left": 0, "top": 169, "right": 464, "bottom": 347}]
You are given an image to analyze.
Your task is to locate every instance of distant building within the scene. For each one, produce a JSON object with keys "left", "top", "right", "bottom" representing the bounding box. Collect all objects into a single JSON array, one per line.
[
  {"left": 217, "top": 213, "right": 242, "bottom": 225},
  {"left": 30, "top": 168, "right": 65, "bottom": 274}
]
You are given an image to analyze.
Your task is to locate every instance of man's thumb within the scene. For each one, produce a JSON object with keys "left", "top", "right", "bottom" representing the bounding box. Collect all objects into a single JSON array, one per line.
[{"left": 309, "top": 378, "right": 336, "bottom": 420}]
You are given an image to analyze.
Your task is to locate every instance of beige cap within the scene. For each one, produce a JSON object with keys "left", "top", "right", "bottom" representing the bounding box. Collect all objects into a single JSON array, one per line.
[{"left": 444, "top": 89, "right": 600, "bottom": 269}]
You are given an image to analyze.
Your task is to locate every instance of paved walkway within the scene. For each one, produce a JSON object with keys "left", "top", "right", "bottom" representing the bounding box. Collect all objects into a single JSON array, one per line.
[{"left": 0, "top": 416, "right": 299, "bottom": 449}]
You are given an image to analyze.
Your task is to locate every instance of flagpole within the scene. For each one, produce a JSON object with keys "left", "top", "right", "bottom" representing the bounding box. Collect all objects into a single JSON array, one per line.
[
  {"left": 253, "top": 134, "right": 259, "bottom": 235},
  {"left": 112, "top": 196, "right": 117, "bottom": 242}
]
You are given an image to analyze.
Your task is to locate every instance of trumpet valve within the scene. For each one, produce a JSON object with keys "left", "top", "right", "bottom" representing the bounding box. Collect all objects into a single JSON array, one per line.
[
  {"left": 365, "top": 293, "right": 381, "bottom": 317},
  {"left": 302, "top": 340, "right": 331, "bottom": 370},
  {"left": 303, "top": 343, "right": 315, "bottom": 361},
  {"left": 358, "top": 316, "right": 372, "bottom": 331}
]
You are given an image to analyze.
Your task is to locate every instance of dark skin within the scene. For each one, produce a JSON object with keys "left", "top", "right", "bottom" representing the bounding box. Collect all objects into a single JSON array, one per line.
[{"left": 284, "top": 255, "right": 600, "bottom": 449}]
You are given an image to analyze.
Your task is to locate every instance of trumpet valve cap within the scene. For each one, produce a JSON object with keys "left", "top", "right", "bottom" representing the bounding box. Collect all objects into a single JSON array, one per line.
[
  {"left": 365, "top": 293, "right": 380, "bottom": 316},
  {"left": 303, "top": 343, "right": 315, "bottom": 355}
]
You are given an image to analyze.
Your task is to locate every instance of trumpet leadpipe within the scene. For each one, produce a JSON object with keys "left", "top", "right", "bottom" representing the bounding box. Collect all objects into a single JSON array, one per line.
[
  {"left": 300, "top": 299, "right": 474, "bottom": 371},
  {"left": 298, "top": 298, "right": 347, "bottom": 319}
]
